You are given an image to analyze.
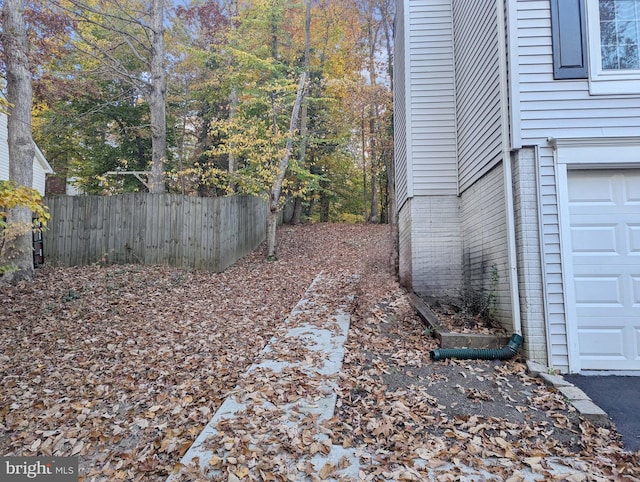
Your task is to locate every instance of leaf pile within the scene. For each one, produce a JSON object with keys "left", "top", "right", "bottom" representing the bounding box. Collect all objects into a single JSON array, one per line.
[
  {"left": 2, "top": 222, "right": 639, "bottom": 481},
  {"left": 0, "top": 224, "right": 389, "bottom": 480}
]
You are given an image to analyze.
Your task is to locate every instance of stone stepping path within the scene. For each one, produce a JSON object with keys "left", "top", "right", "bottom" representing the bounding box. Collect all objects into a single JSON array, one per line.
[{"left": 167, "top": 273, "right": 361, "bottom": 481}]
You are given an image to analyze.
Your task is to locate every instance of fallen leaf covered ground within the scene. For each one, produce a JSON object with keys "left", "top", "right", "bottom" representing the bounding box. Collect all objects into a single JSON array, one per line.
[{"left": 1, "top": 223, "right": 639, "bottom": 481}]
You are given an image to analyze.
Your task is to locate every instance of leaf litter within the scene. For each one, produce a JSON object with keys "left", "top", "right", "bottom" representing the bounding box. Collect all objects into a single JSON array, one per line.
[{"left": 1, "top": 223, "right": 639, "bottom": 481}]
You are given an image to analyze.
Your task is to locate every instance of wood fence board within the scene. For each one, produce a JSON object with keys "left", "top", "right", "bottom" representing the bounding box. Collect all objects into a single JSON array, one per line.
[
  {"left": 172, "top": 195, "right": 181, "bottom": 266},
  {"left": 70, "top": 197, "right": 79, "bottom": 266},
  {"left": 145, "top": 194, "right": 156, "bottom": 265},
  {"left": 180, "top": 197, "right": 189, "bottom": 269},
  {"left": 199, "top": 198, "right": 208, "bottom": 270},
  {"left": 155, "top": 195, "right": 162, "bottom": 265},
  {"left": 106, "top": 196, "right": 115, "bottom": 262},
  {"left": 91, "top": 196, "right": 99, "bottom": 262},
  {"left": 61, "top": 197, "right": 70, "bottom": 266}
]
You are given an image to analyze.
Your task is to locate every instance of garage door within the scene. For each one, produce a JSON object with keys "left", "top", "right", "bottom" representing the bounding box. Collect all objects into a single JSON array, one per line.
[{"left": 568, "top": 169, "right": 640, "bottom": 370}]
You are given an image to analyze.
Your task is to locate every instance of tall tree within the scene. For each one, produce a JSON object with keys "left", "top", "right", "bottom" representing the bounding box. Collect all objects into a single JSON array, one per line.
[
  {"left": 374, "top": 0, "right": 396, "bottom": 268},
  {"left": 167, "top": 0, "right": 231, "bottom": 194},
  {"left": 1, "top": 0, "right": 36, "bottom": 282},
  {"left": 266, "top": 71, "right": 306, "bottom": 259},
  {"left": 225, "top": 0, "right": 240, "bottom": 192},
  {"left": 376, "top": 0, "right": 394, "bottom": 91},
  {"left": 148, "top": 0, "right": 167, "bottom": 192},
  {"left": 55, "top": 0, "right": 169, "bottom": 192},
  {"left": 364, "top": 0, "right": 380, "bottom": 223},
  {"left": 290, "top": 0, "right": 311, "bottom": 225}
]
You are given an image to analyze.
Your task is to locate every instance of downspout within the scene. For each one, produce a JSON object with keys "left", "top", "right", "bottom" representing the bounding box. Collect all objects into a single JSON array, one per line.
[
  {"left": 501, "top": 148, "right": 523, "bottom": 335},
  {"left": 499, "top": 0, "right": 523, "bottom": 338}
]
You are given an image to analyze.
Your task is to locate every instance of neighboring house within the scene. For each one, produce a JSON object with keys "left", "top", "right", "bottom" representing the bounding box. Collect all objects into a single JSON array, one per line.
[
  {"left": 394, "top": 0, "right": 640, "bottom": 373},
  {"left": 0, "top": 111, "right": 54, "bottom": 195}
]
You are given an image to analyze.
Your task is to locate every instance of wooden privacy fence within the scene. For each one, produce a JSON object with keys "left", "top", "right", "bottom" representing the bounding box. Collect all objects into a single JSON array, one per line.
[{"left": 43, "top": 194, "right": 268, "bottom": 272}]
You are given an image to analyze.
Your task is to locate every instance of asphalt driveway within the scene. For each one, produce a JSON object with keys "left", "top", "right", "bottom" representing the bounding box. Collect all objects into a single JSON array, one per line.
[{"left": 565, "top": 374, "right": 640, "bottom": 453}]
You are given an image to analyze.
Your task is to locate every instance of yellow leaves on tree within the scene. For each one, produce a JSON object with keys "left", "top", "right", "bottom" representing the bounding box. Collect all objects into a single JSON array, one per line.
[{"left": 0, "top": 180, "right": 50, "bottom": 275}]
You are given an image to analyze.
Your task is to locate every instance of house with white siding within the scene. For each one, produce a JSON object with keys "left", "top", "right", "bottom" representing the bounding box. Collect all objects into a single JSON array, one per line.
[
  {"left": 395, "top": 0, "right": 640, "bottom": 373},
  {"left": 0, "top": 111, "right": 53, "bottom": 195}
]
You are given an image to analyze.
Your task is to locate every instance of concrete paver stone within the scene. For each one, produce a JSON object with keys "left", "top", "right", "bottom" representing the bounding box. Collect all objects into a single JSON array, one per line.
[
  {"left": 525, "top": 360, "right": 547, "bottom": 378},
  {"left": 570, "top": 399, "right": 611, "bottom": 427},
  {"left": 557, "top": 385, "right": 591, "bottom": 402},
  {"left": 539, "top": 372, "right": 572, "bottom": 387}
]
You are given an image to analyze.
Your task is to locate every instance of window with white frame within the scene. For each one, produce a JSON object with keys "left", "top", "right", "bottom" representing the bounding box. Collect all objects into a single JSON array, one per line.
[{"left": 587, "top": 0, "right": 640, "bottom": 93}]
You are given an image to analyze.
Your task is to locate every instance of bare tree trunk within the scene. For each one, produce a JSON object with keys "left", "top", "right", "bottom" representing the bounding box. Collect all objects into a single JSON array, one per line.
[
  {"left": 377, "top": 0, "right": 395, "bottom": 92},
  {"left": 367, "top": 15, "right": 380, "bottom": 224},
  {"left": 319, "top": 183, "right": 330, "bottom": 222},
  {"left": 384, "top": 146, "right": 398, "bottom": 274},
  {"left": 291, "top": 192, "right": 304, "bottom": 224},
  {"left": 369, "top": 113, "right": 379, "bottom": 223},
  {"left": 228, "top": 87, "right": 239, "bottom": 192},
  {"left": 148, "top": 0, "right": 166, "bottom": 193},
  {"left": 379, "top": 0, "right": 396, "bottom": 225},
  {"left": 1, "top": 0, "right": 35, "bottom": 282},
  {"left": 270, "top": 0, "right": 279, "bottom": 59},
  {"left": 177, "top": 114, "right": 186, "bottom": 195},
  {"left": 266, "top": 72, "right": 307, "bottom": 259},
  {"left": 361, "top": 113, "right": 367, "bottom": 222},
  {"left": 290, "top": 93, "right": 309, "bottom": 225},
  {"left": 226, "top": 0, "right": 239, "bottom": 193},
  {"left": 290, "top": 94, "right": 307, "bottom": 223},
  {"left": 291, "top": 0, "right": 312, "bottom": 225}
]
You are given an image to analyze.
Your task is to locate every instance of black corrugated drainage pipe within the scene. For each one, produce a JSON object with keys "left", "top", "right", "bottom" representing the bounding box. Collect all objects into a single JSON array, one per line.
[{"left": 430, "top": 333, "right": 524, "bottom": 361}]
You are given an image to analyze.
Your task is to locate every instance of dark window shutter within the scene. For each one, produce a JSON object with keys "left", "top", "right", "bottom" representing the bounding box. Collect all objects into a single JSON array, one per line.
[{"left": 550, "top": 0, "right": 588, "bottom": 79}]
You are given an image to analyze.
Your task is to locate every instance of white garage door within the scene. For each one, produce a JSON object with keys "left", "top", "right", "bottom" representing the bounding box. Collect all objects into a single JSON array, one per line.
[{"left": 568, "top": 169, "right": 640, "bottom": 370}]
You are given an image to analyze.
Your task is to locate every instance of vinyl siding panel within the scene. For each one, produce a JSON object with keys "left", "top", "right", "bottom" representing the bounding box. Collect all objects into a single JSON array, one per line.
[
  {"left": 516, "top": 0, "right": 640, "bottom": 143},
  {"left": 453, "top": 0, "right": 503, "bottom": 192},
  {"left": 394, "top": 0, "right": 409, "bottom": 208},
  {"left": 33, "top": 164, "right": 47, "bottom": 196},
  {"left": 0, "top": 112, "right": 49, "bottom": 195},
  {"left": 408, "top": 0, "right": 458, "bottom": 195},
  {"left": 537, "top": 147, "right": 569, "bottom": 372}
]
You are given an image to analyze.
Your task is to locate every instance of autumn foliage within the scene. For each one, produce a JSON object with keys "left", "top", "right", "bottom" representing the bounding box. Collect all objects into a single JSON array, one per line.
[
  {"left": 27, "top": 0, "right": 393, "bottom": 224},
  {"left": 0, "top": 180, "right": 49, "bottom": 275}
]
